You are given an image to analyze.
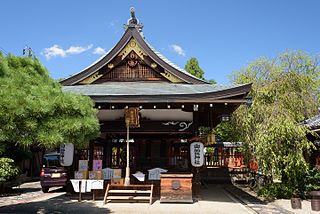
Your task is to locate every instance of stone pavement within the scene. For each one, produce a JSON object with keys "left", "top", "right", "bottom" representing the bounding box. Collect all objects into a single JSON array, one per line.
[
  {"left": 98, "top": 184, "right": 253, "bottom": 214},
  {"left": 0, "top": 182, "right": 45, "bottom": 208},
  {"left": 225, "top": 185, "right": 320, "bottom": 214},
  {"left": 1, "top": 181, "right": 313, "bottom": 214},
  {"left": 274, "top": 199, "right": 319, "bottom": 214},
  {"left": 0, "top": 182, "right": 254, "bottom": 214},
  {"left": 0, "top": 182, "right": 109, "bottom": 214},
  {"left": 224, "top": 185, "right": 293, "bottom": 214}
]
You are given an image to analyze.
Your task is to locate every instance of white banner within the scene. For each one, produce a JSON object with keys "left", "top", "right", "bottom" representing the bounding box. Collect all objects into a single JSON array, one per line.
[{"left": 59, "top": 143, "right": 74, "bottom": 166}]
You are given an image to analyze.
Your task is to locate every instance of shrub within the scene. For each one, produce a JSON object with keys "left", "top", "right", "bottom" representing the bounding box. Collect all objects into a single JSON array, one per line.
[
  {"left": 258, "top": 183, "right": 295, "bottom": 199},
  {"left": 305, "top": 167, "right": 320, "bottom": 192},
  {"left": 0, "top": 157, "right": 19, "bottom": 183}
]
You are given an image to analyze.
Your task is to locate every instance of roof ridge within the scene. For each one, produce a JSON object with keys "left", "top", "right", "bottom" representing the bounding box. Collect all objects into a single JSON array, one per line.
[{"left": 144, "top": 40, "right": 207, "bottom": 83}]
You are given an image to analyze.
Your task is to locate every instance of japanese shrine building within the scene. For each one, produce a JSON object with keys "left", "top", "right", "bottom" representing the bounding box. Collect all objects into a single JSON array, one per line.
[{"left": 61, "top": 8, "right": 251, "bottom": 175}]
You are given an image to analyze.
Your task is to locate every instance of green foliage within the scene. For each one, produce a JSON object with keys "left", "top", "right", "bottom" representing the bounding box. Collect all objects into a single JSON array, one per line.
[
  {"left": 185, "top": 57, "right": 205, "bottom": 79},
  {"left": 215, "top": 120, "right": 239, "bottom": 142},
  {"left": 259, "top": 168, "right": 320, "bottom": 199},
  {"left": 205, "top": 147, "right": 214, "bottom": 154},
  {"left": 207, "top": 79, "right": 217, "bottom": 85},
  {"left": 0, "top": 158, "right": 19, "bottom": 182},
  {"left": 0, "top": 53, "right": 100, "bottom": 149},
  {"left": 230, "top": 51, "right": 320, "bottom": 193},
  {"left": 258, "top": 183, "right": 295, "bottom": 199},
  {"left": 185, "top": 57, "right": 216, "bottom": 84},
  {"left": 305, "top": 168, "right": 320, "bottom": 192}
]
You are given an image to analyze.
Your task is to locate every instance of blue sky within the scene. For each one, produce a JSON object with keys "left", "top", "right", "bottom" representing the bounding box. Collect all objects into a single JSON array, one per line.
[{"left": 1, "top": 0, "right": 320, "bottom": 84}]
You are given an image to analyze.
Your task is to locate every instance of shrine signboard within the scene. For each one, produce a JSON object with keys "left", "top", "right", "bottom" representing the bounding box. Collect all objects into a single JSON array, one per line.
[{"left": 124, "top": 107, "right": 140, "bottom": 128}]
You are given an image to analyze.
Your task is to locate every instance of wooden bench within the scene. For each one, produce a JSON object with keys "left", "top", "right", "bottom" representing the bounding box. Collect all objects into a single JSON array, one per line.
[{"left": 103, "top": 184, "right": 154, "bottom": 204}]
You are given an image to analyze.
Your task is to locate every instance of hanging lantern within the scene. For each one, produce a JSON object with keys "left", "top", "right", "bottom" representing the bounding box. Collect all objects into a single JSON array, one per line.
[
  {"left": 207, "top": 133, "right": 216, "bottom": 145},
  {"left": 124, "top": 107, "right": 140, "bottom": 128},
  {"left": 220, "top": 114, "right": 230, "bottom": 122},
  {"left": 190, "top": 142, "right": 204, "bottom": 167}
]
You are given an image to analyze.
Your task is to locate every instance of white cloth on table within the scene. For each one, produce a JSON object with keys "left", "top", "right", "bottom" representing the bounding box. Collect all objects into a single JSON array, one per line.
[
  {"left": 148, "top": 168, "right": 168, "bottom": 180},
  {"left": 133, "top": 171, "right": 145, "bottom": 182},
  {"left": 86, "top": 180, "right": 104, "bottom": 192},
  {"left": 70, "top": 179, "right": 86, "bottom": 193}
]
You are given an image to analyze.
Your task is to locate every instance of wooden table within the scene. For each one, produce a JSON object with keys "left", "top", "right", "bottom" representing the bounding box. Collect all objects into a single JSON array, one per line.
[{"left": 160, "top": 173, "right": 193, "bottom": 203}]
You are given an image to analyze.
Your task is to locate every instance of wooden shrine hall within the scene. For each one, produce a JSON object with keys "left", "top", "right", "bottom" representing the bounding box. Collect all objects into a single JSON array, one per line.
[{"left": 62, "top": 8, "right": 251, "bottom": 202}]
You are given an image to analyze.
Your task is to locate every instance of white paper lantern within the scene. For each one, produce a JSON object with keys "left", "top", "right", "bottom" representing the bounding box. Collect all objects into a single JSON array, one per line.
[
  {"left": 60, "top": 143, "right": 74, "bottom": 166},
  {"left": 190, "top": 142, "right": 204, "bottom": 167}
]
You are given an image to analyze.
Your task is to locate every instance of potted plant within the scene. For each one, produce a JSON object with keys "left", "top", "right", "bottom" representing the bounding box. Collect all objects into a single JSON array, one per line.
[
  {"left": 306, "top": 168, "right": 320, "bottom": 211},
  {"left": 290, "top": 189, "right": 302, "bottom": 209}
]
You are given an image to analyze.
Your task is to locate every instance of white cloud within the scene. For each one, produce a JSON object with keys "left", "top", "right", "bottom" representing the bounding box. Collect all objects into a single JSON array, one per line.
[
  {"left": 66, "top": 44, "right": 93, "bottom": 54},
  {"left": 170, "top": 44, "right": 186, "bottom": 56},
  {"left": 93, "top": 47, "right": 106, "bottom": 55},
  {"left": 42, "top": 44, "right": 93, "bottom": 60},
  {"left": 42, "top": 45, "right": 66, "bottom": 59}
]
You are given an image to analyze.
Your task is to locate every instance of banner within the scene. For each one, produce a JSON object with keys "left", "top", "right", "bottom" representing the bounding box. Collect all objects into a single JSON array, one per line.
[
  {"left": 93, "top": 160, "right": 102, "bottom": 171},
  {"left": 78, "top": 160, "right": 89, "bottom": 171},
  {"left": 59, "top": 143, "right": 74, "bottom": 166}
]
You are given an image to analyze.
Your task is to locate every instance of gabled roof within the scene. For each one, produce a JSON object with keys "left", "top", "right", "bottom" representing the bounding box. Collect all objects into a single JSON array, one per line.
[
  {"left": 304, "top": 114, "right": 320, "bottom": 130},
  {"left": 61, "top": 22, "right": 206, "bottom": 86},
  {"left": 60, "top": 8, "right": 252, "bottom": 105}
]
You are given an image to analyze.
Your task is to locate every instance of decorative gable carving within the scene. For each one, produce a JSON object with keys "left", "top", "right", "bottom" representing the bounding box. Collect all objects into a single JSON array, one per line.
[
  {"left": 93, "top": 51, "right": 168, "bottom": 83},
  {"left": 79, "top": 72, "right": 103, "bottom": 84},
  {"left": 161, "top": 70, "right": 184, "bottom": 83},
  {"left": 118, "top": 38, "right": 146, "bottom": 60}
]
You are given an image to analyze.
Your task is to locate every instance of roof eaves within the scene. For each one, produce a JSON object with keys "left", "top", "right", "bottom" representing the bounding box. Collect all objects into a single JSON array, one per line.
[
  {"left": 304, "top": 114, "right": 320, "bottom": 129},
  {"left": 60, "top": 29, "right": 134, "bottom": 86}
]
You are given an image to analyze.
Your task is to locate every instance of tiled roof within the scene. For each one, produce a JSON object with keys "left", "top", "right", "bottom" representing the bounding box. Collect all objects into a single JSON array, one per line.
[
  {"left": 63, "top": 82, "right": 247, "bottom": 96},
  {"left": 304, "top": 114, "right": 320, "bottom": 129}
]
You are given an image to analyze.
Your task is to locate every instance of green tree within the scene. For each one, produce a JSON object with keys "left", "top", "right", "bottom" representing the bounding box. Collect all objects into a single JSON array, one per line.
[
  {"left": 230, "top": 51, "right": 320, "bottom": 191},
  {"left": 207, "top": 79, "right": 217, "bottom": 85},
  {"left": 215, "top": 119, "right": 238, "bottom": 142},
  {"left": 185, "top": 57, "right": 205, "bottom": 80},
  {"left": 0, "top": 53, "right": 100, "bottom": 151}
]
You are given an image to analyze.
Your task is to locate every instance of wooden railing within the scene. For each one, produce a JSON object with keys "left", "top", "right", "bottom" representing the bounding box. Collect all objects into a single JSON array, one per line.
[{"left": 204, "top": 147, "right": 245, "bottom": 168}]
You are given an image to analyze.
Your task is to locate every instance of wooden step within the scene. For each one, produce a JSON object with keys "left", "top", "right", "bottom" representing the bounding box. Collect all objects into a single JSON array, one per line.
[
  {"left": 106, "top": 196, "right": 151, "bottom": 200},
  {"left": 103, "top": 184, "right": 154, "bottom": 205},
  {"left": 108, "top": 190, "right": 152, "bottom": 194}
]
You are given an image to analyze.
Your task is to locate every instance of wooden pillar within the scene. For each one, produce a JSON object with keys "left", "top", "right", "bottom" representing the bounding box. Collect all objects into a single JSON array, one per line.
[
  {"left": 193, "top": 111, "right": 199, "bottom": 137},
  {"left": 89, "top": 140, "right": 94, "bottom": 171},
  {"left": 104, "top": 137, "right": 112, "bottom": 167},
  {"left": 192, "top": 109, "right": 201, "bottom": 199}
]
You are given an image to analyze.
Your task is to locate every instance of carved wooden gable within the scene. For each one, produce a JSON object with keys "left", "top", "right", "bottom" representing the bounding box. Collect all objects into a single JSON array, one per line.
[
  {"left": 79, "top": 38, "right": 184, "bottom": 84},
  {"left": 93, "top": 50, "right": 167, "bottom": 83}
]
